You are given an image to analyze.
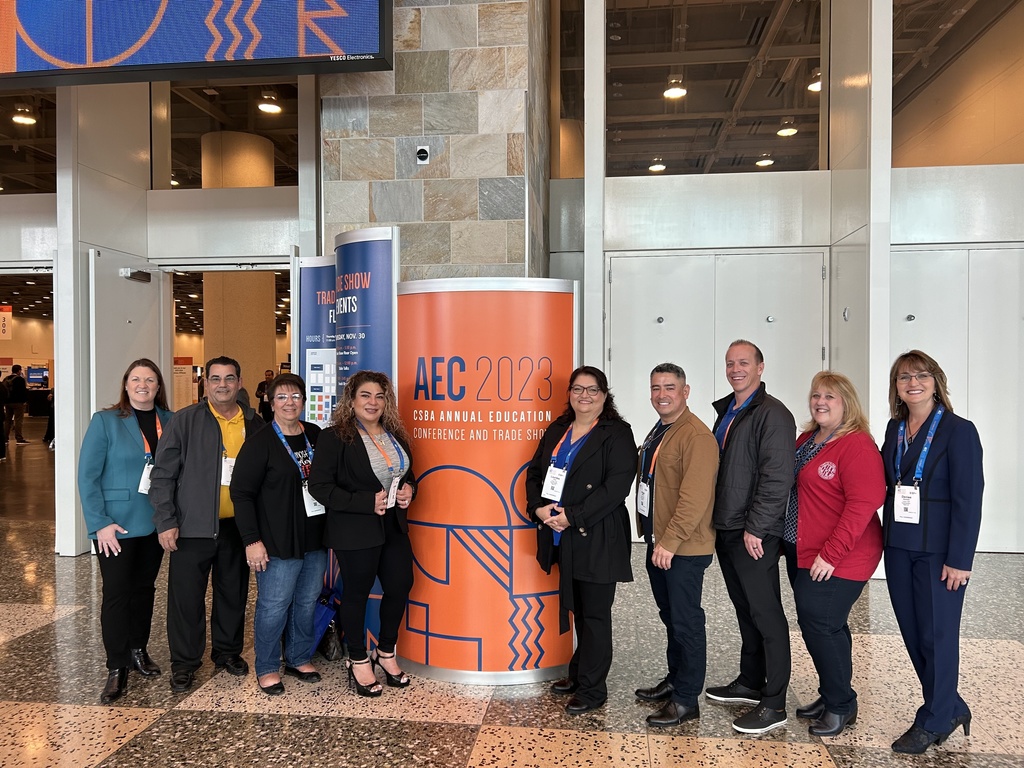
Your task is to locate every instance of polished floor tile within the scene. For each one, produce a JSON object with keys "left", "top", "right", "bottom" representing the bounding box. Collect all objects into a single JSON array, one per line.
[
  {"left": 647, "top": 734, "right": 837, "bottom": 768},
  {"left": 468, "top": 726, "right": 650, "bottom": 767}
]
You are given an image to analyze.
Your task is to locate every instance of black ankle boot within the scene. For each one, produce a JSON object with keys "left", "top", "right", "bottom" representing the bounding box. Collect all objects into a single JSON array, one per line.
[
  {"left": 100, "top": 668, "right": 128, "bottom": 705},
  {"left": 130, "top": 648, "right": 161, "bottom": 676},
  {"left": 809, "top": 706, "right": 857, "bottom": 737}
]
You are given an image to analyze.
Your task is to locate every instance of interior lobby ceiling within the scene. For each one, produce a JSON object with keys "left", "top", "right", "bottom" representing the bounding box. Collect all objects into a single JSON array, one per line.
[{"left": 0, "top": 1, "right": 1018, "bottom": 189}]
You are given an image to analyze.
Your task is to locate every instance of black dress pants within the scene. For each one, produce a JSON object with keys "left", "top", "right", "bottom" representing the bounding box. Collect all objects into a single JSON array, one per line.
[
  {"left": 166, "top": 517, "right": 249, "bottom": 673},
  {"left": 334, "top": 512, "right": 413, "bottom": 660},
  {"left": 567, "top": 579, "right": 617, "bottom": 706},
  {"left": 95, "top": 532, "right": 164, "bottom": 669},
  {"left": 715, "top": 528, "right": 791, "bottom": 709}
]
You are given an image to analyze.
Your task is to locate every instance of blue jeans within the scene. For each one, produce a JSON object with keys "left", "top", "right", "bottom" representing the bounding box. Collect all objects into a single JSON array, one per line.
[{"left": 253, "top": 550, "right": 328, "bottom": 677}]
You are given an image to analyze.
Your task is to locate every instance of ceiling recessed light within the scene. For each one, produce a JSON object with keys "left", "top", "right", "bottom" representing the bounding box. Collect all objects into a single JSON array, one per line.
[
  {"left": 807, "top": 67, "right": 822, "bottom": 93},
  {"left": 188, "top": 293, "right": 199, "bottom": 298},
  {"left": 12, "top": 104, "right": 37, "bottom": 125},
  {"left": 755, "top": 153, "right": 775, "bottom": 167},
  {"left": 609, "top": 34, "right": 622, "bottom": 41},
  {"left": 258, "top": 89, "right": 282, "bottom": 114},
  {"left": 649, "top": 157, "right": 666, "bottom": 172},
  {"left": 777, "top": 117, "right": 798, "bottom": 137},
  {"left": 663, "top": 78, "right": 687, "bottom": 99}
]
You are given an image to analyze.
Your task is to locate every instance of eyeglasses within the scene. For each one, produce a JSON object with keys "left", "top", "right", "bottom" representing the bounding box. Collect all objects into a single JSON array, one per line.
[
  {"left": 570, "top": 385, "right": 602, "bottom": 396},
  {"left": 274, "top": 393, "right": 303, "bottom": 402},
  {"left": 207, "top": 375, "right": 238, "bottom": 384},
  {"left": 896, "top": 372, "right": 934, "bottom": 384}
]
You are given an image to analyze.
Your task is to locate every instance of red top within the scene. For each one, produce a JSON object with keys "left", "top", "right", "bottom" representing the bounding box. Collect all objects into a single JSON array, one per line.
[{"left": 795, "top": 430, "right": 885, "bottom": 581}]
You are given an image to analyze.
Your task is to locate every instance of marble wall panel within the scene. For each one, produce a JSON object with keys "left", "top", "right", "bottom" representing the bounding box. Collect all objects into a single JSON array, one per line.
[
  {"left": 401, "top": 264, "right": 481, "bottom": 281},
  {"left": 424, "top": 179, "right": 479, "bottom": 221},
  {"left": 341, "top": 138, "right": 396, "bottom": 181},
  {"left": 396, "top": 50, "right": 450, "bottom": 95},
  {"left": 506, "top": 46, "right": 528, "bottom": 90},
  {"left": 450, "top": 134, "right": 507, "bottom": 179},
  {"left": 452, "top": 220, "right": 508, "bottom": 264},
  {"left": 324, "top": 180, "right": 369, "bottom": 223},
  {"left": 370, "top": 180, "right": 423, "bottom": 223},
  {"left": 424, "top": 93, "right": 479, "bottom": 136},
  {"left": 399, "top": 222, "right": 452, "bottom": 265},
  {"left": 478, "top": 3, "right": 529, "bottom": 47},
  {"left": 450, "top": 48, "right": 506, "bottom": 92},
  {"left": 394, "top": 8, "right": 422, "bottom": 52},
  {"left": 421, "top": 6, "right": 478, "bottom": 51},
  {"left": 507, "top": 133, "right": 525, "bottom": 175},
  {"left": 321, "top": 96, "right": 368, "bottom": 138},
  {"left": 479, "top": 90, "right": 525, "bottom": 134},
  {"left": 478, "top": 263, "right": 526, "bottom": 277},
  {"left": 396, "top": 0, "right": 448, "bottom": 7},
  {"left": 396, "top": 136, "right": 451, "bottom": 179},
  {"left": 322, "top": 140, "right": 341, "bottom": 181},
  {"left": 479, "top": 176, "right": 525, "bottom": 220},
  {"left": 369, "top": 95, "right": 423, "bottom": 138},
  {"left": 507, "top": 220, "right": 526, "bottom": 264}
]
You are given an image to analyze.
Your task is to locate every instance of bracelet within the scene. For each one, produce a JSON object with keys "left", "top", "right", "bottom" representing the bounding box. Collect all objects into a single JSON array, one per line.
[{"left": 245, "top": 540, "right": 262, "bottom": 548}]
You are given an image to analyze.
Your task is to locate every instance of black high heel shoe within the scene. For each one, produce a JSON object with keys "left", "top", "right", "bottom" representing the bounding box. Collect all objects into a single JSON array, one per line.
[
  {"left": 947, "top": 712, "right": 972, "bottom": 739},
  {"left": 371, "top": 649, "right": 411, "bottom": 687},
  {"left": 346, "top": 657, "right": 382, "bottom": 697}
]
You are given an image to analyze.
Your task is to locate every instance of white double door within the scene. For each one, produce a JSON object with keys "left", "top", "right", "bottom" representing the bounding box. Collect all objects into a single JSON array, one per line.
[{"left": 891, "top": 248, "right": 1024, "bottom": 553}]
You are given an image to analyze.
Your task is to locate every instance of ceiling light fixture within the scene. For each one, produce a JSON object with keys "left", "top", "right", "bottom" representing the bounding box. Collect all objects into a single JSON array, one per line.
[
  {"left": 777, "top": 117, "right": 798, "bottom": 137},
  {"left": 755, "top": 153, "right": 775, "bottom": 167},
  {"left": 12, "top": 103, "right": 37, "bottom": 125},
  {"left": 663, "top": 77, "right": 687, "bottom": 99},
  {"left": 258, "top": 89, "right": 282, "bottom": 114},
  {"left": 649, "top": 157, "right": 666, "bottom": 172},
  {"left": 807, "top": 67, "right": 822, "bottom": 93}
]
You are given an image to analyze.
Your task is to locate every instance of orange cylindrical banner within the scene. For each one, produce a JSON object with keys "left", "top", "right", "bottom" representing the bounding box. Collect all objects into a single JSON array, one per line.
[{"left": 397, "top": 279, "right": 576, "bottom": 683}]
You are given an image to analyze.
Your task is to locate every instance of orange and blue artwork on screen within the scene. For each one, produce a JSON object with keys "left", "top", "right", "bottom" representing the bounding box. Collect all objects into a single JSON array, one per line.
[
  {"left": 397, "top": 285, "right": 576, "bottom": 675},
  {"left": 1, "top": 0, "right": 379, "bottom": 76}
]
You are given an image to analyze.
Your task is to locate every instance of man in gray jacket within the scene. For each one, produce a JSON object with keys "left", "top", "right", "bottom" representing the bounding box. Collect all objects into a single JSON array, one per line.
[
  {"left": 704, "top": 340, "right": 796, "bottom": 735},
  {"left": 150, "top": 356, "right": 264, "bottom": 692}
]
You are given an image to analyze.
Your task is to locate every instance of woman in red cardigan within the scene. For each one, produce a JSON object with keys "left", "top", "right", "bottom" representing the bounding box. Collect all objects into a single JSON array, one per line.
[{"left": 781, "top": 371, "right": 885, "bottom": 737}]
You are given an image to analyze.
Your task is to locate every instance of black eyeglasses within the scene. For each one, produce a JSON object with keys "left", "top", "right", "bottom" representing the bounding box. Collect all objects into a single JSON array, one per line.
[{"left": 570, "top": 385, "right": 602, "bottom": 396}]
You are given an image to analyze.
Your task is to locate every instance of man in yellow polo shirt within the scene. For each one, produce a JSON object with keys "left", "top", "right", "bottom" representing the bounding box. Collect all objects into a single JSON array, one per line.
[{"left": 150, "top": 356, "right": 265, "bottom": 693}]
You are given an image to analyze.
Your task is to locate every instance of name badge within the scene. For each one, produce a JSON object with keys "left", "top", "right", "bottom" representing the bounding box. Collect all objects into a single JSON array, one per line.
[
  {"left": 542, "top": 466, "right": 567, "bottom": 502},
  {"left": 302, "top": 482, "right": 326, "bottom": 517},
  {"left": 138, "top": 463, "right": 153, "bottom": 495},
  {"left": 387, "top": 477, "right": 402, "bottom": 508},
  {"left": 894, "top": 484, "right": 921, "bottom": 524},
  {"left": 221, "top": 455, "right": 236, "bottom": 487},
  {"left": 637, "top": 481, "right": 650, "bottom": 517}
]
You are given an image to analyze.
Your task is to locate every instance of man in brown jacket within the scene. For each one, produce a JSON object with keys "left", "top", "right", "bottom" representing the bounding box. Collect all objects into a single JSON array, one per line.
[{"left": 634, "top": 363, "right": 719, "bottom": 726}]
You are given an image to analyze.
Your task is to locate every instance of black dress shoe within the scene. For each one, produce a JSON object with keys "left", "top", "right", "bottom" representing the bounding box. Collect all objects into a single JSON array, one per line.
[
  {"left": 100, "top": 668, "right": 128, "bottom": 705},
  {"left": 635, "top": 679, "right": 674, "bottom": 702},
  {"left": 551, "top": 677, "right": 579, "bottom": 695},
  {"left": 565, "top": 695, "right": 605, "bottom": 714},
  {"left": 258, "top": 675, "right": 285, "bottom": 696},
  {"left": 796, "top": 696, "right": 826, "bottom": 719},
  {"left": 170, "top": 670, "right": 195, "bottom": 692},
  {"left": 284, "top": 665, "right": 322, "bottom": 683},
  {"left": 646, "top": 701, "right": 699, "bottom": 727},
  {"left": 215, "top": 654, "right": 249, "bottom": 676},
  {"left": 130, "top": 648, "right": 161, "bottom": 677},
  {"left": 891, "top": 724, "right": 942, "bottom": 754},
  {"left": 809, "top": 706, "right": 857, "bottom": 737}
]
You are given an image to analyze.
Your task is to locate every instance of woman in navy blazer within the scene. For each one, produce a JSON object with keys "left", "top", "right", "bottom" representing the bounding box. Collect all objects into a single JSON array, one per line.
[
  {"left": 78, "top": 358, "right": 174, "bottom": 705},
  {"left": 881, "top": 350, "right": 983, "bottom": 754}
]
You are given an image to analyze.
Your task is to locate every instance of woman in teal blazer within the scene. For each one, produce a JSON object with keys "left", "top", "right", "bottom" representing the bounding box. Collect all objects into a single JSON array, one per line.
[{"left": 78, "top": 358, "right": 174, "bottom": 705}]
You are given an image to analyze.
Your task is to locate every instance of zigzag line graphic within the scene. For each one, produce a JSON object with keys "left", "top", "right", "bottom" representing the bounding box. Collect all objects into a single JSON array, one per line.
[
  {"left": 243, "top": 0, "right": 262, "bottom": 58},
  {"left": 507, "top": 596, "right": 546, "bottom": 670},
  {"left": 205, "top": 0, "right": 224, "bottom": 61},
  {"left": 224, "top": 0, "right": 243, "bottom": 60},
  {"left": 299, "top": 0, "right": 347, "bottom": 56}
]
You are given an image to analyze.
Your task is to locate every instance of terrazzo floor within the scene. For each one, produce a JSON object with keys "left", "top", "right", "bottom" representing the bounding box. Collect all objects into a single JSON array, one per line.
[{"left": 1, "top": 417, "right": 1022, "bottom": 767}]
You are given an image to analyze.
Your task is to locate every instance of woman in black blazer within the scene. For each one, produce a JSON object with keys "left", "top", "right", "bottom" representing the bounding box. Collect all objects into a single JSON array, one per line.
[
  {"left": 309, "top": 370, "right": 415, "bottom": 697},
  {"left": 231, "top": 373, "right": 326, "bottom": 696},
  {"left": 881, "top": 350, "right": 984, "bottom": 754},
  {"left": 526, "top": 365, "right": 636, "bottom": 714}
]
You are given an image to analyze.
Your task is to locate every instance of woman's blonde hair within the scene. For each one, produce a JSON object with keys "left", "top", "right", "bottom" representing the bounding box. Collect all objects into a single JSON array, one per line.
[
  {"left": 800, "top": 370, "right": 872, "bottom": 439},
  {"left": 888, "top": 350, "right": 953, "bottom": 420},
  {"left": 331, "top": 370, "right": 411, "bottom": 445}
]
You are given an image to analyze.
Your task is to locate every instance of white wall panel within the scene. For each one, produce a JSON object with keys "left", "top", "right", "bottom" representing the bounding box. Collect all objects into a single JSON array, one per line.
[
  {"left": 892, "top": 165, "right": 1024, "bottom": 245},
  {"left": 605, "top": 172, "right": 831, "bottom": 253},
  {"left": 148, "top": 187, "right": 299, "bottom": 260},
  {"left": 78, "top": 165, "right": 149, "bottom": 257},
  {"left": 78, "top": 83, "right": 151, "bottom": 189},
  {"left": 968, "top": 249, "right": 1024, "bottom": 552},
  {"left": 0, "top": 194, "right": 57, "bottom": 262}
]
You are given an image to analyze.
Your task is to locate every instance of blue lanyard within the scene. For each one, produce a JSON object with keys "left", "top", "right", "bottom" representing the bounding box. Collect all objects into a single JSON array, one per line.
[
  {"left": 639, "top": 420, "right": 670, "bottom": 483},
  {"left": 550, "top": 425, "right": 593, "bottom": 469},
  {"left": 358, "top": 421, "right": 406, "bottom": 475},
  {"left": 271, "top": 421, "right": 314, "bottom": 479},
  {"left": 895, "top": 406, "right": 944, "bottom": 485}
]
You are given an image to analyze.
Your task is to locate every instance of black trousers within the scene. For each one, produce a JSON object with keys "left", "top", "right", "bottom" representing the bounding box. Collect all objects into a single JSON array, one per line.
[
  {"left": 334, "top": 513, "right": 413, "bottom": 660},
  {"left": 567, "top": 579, "right": 617, "bottom": 706},
  {"left": 166, "top": 517, "right": 249, "bottom": 674},
  {"left": 715, "top": 528, "right": 791, "bottom": 709},
  {"left": 792, "top": 569, "right": 865, "bottom": 715},
  {"left": 646, "top": 545, "right": 712, "bottom": 707},
  {"left": 95, "top": 532, "right": 164, "bottom": 669}
]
